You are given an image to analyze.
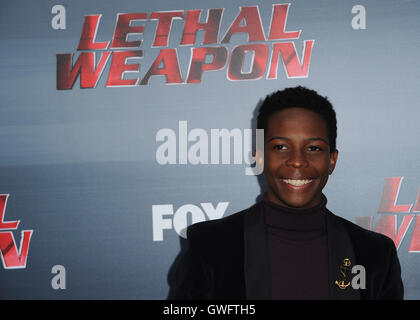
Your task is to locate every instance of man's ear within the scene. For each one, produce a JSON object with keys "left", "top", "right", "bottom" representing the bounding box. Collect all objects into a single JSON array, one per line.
[
  {"left": 329, "top": 149, "right": 339, "bottom": 175},
  {"left": 254, "top": 148, "right": 264, "bottom": 171}
]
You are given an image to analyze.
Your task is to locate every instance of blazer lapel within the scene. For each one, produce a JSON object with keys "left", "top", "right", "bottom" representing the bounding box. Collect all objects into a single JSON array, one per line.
[
  {"left": 325, "top": 210, "right": 360, "bottom": 300},
  {"left": 243, "top": 202, "right": 271, "bottom": 299}
]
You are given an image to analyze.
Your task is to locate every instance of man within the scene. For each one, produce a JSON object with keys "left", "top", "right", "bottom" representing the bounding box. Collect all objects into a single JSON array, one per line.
[{"left": 167, "top": 86, "right": 404, "bottom": 300}]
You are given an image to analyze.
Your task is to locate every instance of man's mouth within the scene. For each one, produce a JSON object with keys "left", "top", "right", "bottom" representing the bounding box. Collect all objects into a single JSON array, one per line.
[{"left": 282, "top": 179, "right": 314, "bottom": 186}]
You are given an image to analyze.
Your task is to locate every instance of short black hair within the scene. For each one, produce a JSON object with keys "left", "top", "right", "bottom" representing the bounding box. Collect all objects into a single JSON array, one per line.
[{"left": 257, "top": 86, "right": 337, "bottom": 153}]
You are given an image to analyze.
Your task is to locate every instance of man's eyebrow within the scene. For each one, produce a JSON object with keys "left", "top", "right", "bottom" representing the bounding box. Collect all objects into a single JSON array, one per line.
[{"left": 266, "top": 136, "right": 329, "bottom": 144}]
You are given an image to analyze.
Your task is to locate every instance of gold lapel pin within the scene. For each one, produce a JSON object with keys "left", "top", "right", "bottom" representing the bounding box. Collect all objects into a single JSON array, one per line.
[{"left": 335, "top": 258, "right": 352, "bottom": 289}]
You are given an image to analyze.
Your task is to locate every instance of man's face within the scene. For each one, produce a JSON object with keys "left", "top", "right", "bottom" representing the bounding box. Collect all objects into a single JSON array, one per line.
[{"left": 262, "top": 107, "right": 338, "bottom": 209}]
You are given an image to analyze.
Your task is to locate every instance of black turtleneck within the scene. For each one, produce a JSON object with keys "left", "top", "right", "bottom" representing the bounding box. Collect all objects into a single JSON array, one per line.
[{"left": 262, "top": 193, "right": 329, "bottom": 300}]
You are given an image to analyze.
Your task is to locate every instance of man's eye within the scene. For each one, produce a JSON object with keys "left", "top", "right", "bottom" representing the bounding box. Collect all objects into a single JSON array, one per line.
[
  {"left": 273, "top": 145, "right": 287, "bottom": 150},
  {"left": 308, "top": 146, "right": 321, "bottom": 151}
]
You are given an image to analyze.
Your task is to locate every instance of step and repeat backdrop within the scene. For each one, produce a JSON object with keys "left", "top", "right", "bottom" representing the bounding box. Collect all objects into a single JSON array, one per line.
[{"left": 0, "top": 0, "right": 419, "bottom": 299}]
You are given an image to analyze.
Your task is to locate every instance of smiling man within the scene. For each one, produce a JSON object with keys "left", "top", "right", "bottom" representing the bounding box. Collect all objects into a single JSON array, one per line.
[
  {"left": 167, "top": 86, "right": 404, "bottom": 300},
  {"left": 263, "top": 107, "right": 337, "bottom": 209}
]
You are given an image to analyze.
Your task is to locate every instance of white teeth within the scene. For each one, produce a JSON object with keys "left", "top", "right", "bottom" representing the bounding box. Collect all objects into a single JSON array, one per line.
[{"left": 283, "top": 179, "right": 313, "bottom": 186}]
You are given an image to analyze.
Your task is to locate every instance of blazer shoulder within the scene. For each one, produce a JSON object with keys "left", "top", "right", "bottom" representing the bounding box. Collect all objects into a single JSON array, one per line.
[
  {"left": 186, "top": 203, "right": 259, "bottom": 242},
  {"left": 329, "top": 211, "right": 404, "bottom": 300},
  {"left": 330, "top": 211, "right": 396, "bottom": 252}
]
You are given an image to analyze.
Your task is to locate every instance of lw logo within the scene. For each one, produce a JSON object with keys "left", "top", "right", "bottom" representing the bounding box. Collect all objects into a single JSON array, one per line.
[{"left": 0, "top": 194, "right": 33, "bottom": 269}]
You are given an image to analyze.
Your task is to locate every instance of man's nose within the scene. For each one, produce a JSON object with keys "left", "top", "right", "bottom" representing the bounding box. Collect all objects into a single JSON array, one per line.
[{"left": 286, "top": 150, "right": 309, "bottom": 168}]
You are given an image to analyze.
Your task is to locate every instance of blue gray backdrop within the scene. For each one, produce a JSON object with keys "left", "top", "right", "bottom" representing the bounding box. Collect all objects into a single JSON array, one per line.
[{"left": 0, "top": 0, "right": 419, "bottom": 299}]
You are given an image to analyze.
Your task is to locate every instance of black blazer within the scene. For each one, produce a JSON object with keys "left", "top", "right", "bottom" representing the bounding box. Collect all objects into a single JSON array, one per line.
[{"left": 167, "top": 202, "right": 404, "bottom": 300}]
